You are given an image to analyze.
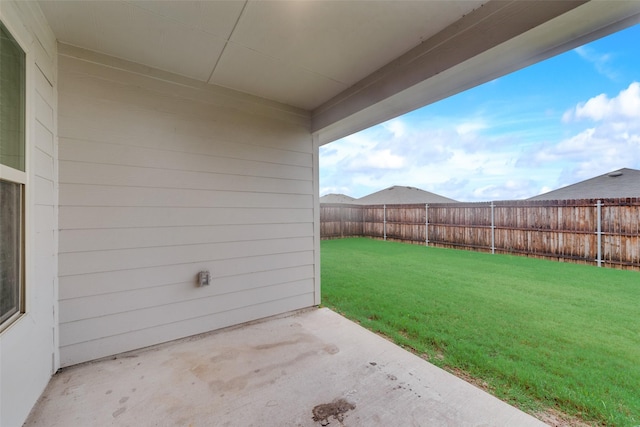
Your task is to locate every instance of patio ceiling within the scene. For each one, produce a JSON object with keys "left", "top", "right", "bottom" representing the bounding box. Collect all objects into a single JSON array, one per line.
[
  {"left": 39, "top": 0, "right": 485, "bottom": 110},
  {"left": 39, "top": 1, "right": 640, "bottom": 143}
]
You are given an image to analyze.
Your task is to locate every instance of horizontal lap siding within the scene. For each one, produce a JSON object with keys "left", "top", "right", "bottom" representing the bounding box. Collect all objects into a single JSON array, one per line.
[
  {"left": 59, "top": 293, "right": 312, "bottom": 365},
  {"left": 59, "top": 252, "right": 314, "bottom": 300},
  {"left": 0, "top": 2, "right": 58, "bottom": 426},
  {"left": 58, "top": 54, "right": 314, "bottom": 366}
]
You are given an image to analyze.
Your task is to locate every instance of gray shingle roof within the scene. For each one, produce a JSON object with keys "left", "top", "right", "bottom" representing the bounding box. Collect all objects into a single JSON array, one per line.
[
  {"left": 319, "top": 193, "right": 356, "bottom": 204},
  {"left": 354, "top": 186, "right": 457, "bottom": 205},
  {"left": 528, "top": 168, "right": 640, "bottom": 200}
]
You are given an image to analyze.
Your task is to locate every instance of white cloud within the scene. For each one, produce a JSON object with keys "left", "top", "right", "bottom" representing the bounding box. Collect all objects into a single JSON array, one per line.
[
  {"left": 320, "top": 185, "right": 352, "bottom": 196},
  {"left": 564, "top": 82, "right": 640, "bottom": 122},
  {"left": 348, "top": 149, "right": 405, "bottom": 170},
  {"left": 456, "top": 120, "right": 487, "bottom": 136},
  {"left": 320, "top": 82, "right": 640, "bottom": 201},
  {"left": 534, "top": 82, "right": 640, "bottom": 184},
  {"left": 320, "top": 114, "right": 540, "bottom": 201},
  {"left": 574, "top": 46, "right": 619, "bottom": 81},
  {"left": 573, "top": 94, "right": 610, "bottom": 121},
  {"left": 382, "top": 119, "right": 406, "bottom": 138},
  {"left": 472, "top": 179, "right": 535, "bottom": 201}
]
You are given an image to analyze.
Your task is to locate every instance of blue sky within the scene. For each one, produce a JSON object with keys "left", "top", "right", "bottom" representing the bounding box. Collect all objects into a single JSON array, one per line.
[{"left": 320, "top": 23, "right": 640, "bottom": 202}]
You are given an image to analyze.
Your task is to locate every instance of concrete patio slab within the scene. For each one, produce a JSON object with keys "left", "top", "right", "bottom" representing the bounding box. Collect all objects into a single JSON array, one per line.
[{"left": 25, "top": 308, "right": 547, "bottom": 426}]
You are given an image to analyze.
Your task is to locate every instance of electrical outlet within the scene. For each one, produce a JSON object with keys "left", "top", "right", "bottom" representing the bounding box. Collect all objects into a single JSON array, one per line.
[{"left": 198, "top": 270, "right": 210, "bottom": 286}]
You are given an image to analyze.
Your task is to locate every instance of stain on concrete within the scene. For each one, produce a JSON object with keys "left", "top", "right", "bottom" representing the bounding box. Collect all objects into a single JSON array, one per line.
[
  {"left": 207, "top": 350, "right": 317, "bottom": 394},
  {"left": 323, "top": 344, "right": 339, "bottom": 355},
  {"left": 119, "top": 396, "right": 129, "bottom": 404},
  {"left": 208, "top": 376, "right": 248, "bottom": 394},
  {"left": 312, "top": 398, "right": 355, "bottom": 426},
  {"left": 253, "top": 337, "right": 304, "bottom": 351},
  {"left": 209, "top": 349, "right": 240, "bottom": 363},
  {"left": 190, "top": 362, "right": 221, "bottom": 381},
  {"left": 112, "top": 407, "right": 126, "bottom": 418},
  {"left": 61, "top": 386, "right": 79, "bottom": 396}
]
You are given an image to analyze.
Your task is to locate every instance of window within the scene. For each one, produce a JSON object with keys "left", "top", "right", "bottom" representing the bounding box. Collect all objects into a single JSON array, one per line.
[{"left": 0, "top": 20, "right": 26, "bottom": 331}]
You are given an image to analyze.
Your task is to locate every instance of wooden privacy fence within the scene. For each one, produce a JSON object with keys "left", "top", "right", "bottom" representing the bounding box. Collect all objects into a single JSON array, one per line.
[{"left": 320, "top": 198, "right": 640, "bottom": 270}]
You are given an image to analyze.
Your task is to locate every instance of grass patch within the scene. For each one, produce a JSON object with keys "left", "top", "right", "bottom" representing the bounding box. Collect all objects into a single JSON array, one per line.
[{"left": 321, "top": 238, "right": 640, "bottom": 426}]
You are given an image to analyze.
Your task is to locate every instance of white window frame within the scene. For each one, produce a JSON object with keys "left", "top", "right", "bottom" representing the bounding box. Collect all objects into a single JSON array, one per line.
[{"left": 0, "top": 18, "right": 28, "bottom": 333}]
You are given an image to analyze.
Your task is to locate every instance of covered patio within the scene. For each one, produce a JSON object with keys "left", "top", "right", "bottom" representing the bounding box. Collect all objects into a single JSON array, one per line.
[{"left": 25, "top": 308, "right": 544, "bottom": 426}]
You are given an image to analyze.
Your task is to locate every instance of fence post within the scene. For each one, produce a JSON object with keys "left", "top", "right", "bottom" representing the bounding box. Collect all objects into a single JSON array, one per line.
[
  {"left": 596, "top": 199, "right": 602, "bottom": 267},
  {"left": 383, "top": 204, "right": 387, "bottom": 241},
  {"left": 425, "top": 203, "right": 429, "bottom": 247},
  {"left": 491, "top": 201, "right": 495, "bottom": 254}
]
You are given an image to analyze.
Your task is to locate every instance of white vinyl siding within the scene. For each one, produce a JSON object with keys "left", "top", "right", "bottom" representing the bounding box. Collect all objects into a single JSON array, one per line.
[
  {"left": 0, "top": 2, "right": 58, "bottom": 427},
  {"left": 57, "top": 47, "right": 316, "bottom": 367}
]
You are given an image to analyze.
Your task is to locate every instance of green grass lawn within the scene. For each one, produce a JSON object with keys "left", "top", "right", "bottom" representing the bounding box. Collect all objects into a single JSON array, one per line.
[{"left": 321, "top": 238, "right": 640, "bottom": 426}]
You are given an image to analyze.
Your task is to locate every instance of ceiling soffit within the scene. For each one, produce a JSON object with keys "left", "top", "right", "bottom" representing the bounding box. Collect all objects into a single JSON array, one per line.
[
  {"left": 38, "top": 0, "right": 485, "bottom": 110},
  {"left": 36, "top": 1, "right": 640, "bottom": 141}
]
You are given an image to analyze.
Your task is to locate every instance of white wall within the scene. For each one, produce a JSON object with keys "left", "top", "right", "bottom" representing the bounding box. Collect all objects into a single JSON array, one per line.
[
  {"left": 0, "top": 2, "right": 58, "bottom": 426},
  {"left": 57, "top": 46, "right": 318, "bottom": 367}
]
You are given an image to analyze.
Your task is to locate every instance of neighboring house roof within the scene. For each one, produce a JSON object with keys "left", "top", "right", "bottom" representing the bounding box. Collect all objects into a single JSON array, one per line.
[
  {"left": 320, "top": 194, "right": 356, "bottom": 204},
  {"left": 528, "top": 168, "right": 640, "bottom": 200},
  {"left": 355, "top": 186, "right": 457, "bottom": 205}
]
